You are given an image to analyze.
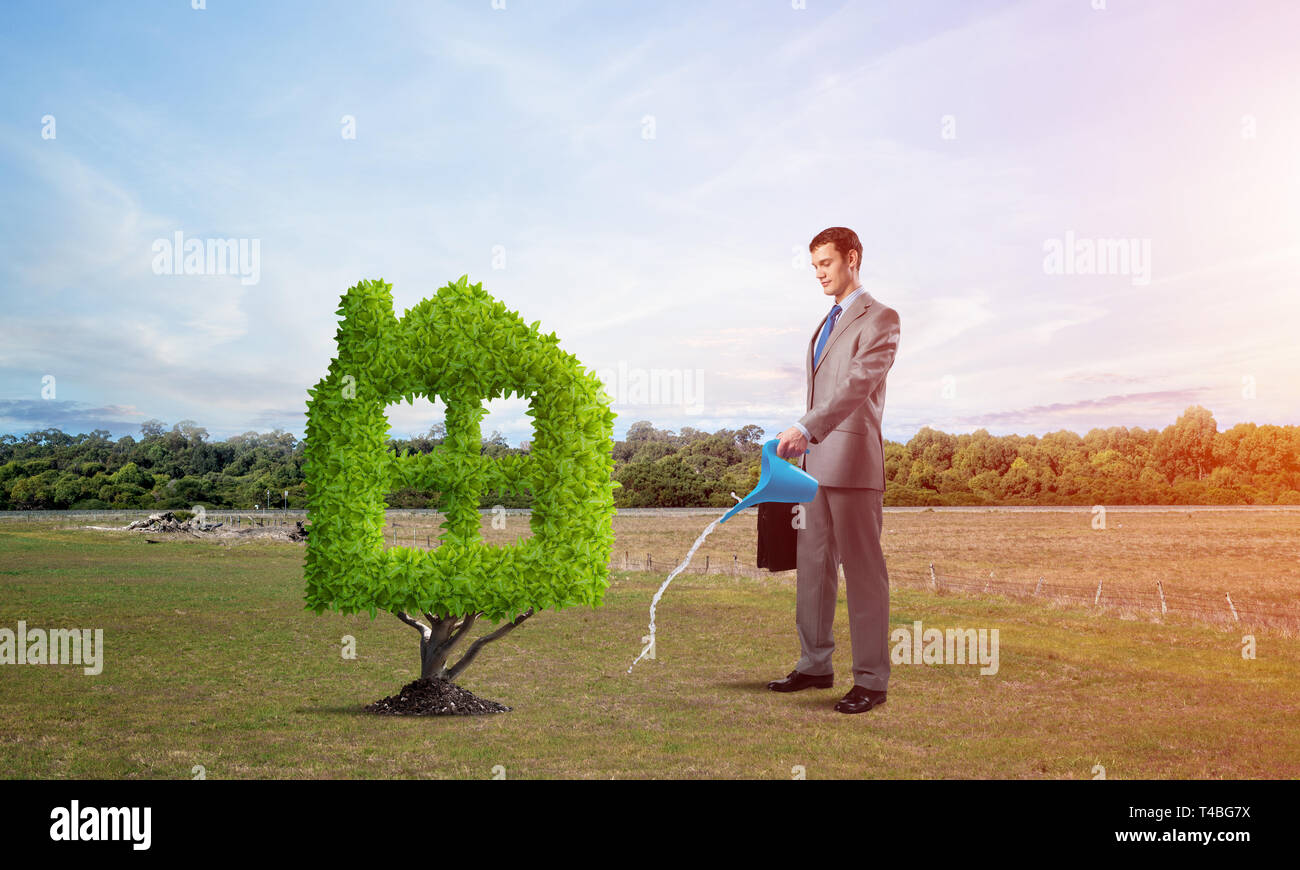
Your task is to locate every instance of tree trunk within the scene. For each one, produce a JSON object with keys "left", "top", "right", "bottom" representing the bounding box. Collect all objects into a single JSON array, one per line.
[
  {"left": 397, "top": 608, "right": 534, "bottom": 682},
  {"left": 419, "top": 616, "right": 458, "bottom": 679}
]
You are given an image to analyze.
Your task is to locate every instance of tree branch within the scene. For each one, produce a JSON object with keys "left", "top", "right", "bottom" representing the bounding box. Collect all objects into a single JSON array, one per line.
[
  {"left": 445, "top": 615, "right": 476, "bottom": 648},
  {"left": 445, "top": 608, "right": 534, "bottom": 681},
  {"left": 426, "top": 611, "right": 481, "bottom": 664},
  {"left": 395, "top": 610, "right": 431, "bottom": 640}
]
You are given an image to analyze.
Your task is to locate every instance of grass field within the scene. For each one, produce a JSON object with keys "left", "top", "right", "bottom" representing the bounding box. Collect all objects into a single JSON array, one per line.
[{"left": 1, "top": 511, "right": 1297, "bottom": 779}]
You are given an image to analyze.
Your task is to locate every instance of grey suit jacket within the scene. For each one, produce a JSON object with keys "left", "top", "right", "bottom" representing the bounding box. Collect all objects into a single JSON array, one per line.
[{"left": 798, "top": 290, "right": 900, "bottom": 489}]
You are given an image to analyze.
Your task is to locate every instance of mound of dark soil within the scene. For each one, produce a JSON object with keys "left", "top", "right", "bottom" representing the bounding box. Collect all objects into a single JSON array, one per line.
[{"left": 364, "top": 677, "right": 511, "bottom": 716}]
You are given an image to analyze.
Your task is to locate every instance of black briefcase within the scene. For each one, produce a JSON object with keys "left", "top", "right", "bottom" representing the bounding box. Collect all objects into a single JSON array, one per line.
[{"left": 756, "top": 501, "right": 799, "bottom": 572}]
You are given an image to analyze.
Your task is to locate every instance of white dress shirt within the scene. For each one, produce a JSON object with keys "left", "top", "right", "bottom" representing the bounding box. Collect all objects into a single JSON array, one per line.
[{"left": 792, "top": 284, "right": 866, "bottom": 441}]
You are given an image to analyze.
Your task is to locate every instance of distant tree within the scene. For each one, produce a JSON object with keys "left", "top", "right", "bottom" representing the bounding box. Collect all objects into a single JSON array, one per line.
[
  {"left": 907, "top": 426, "right": 957, "bottom": 470},
  {"left": 172, "top": 420, "right": 209, "bottom": 446},
  {"left": 625, "top": 420, "right": 673, "bottom": 442},
  {"left": 112, "top": 462, "right": 153, "bottom": 490},
  {"left": 1154, "top": 405, "right": 1218, "bottom": 481},
  {"left": 734, "top": 424, "right": 765, "bottom": 448},
  {"left": 907, "top": 458, "right": 939, "bottom": 491},
  {"left": 1002, "top": 456, "right": 1039, "bottom": 499}
]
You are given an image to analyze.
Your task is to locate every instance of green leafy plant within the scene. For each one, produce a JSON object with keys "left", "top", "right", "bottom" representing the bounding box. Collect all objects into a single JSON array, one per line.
[{"left": 303, "top": 276, "right": 618, "bottom": 682}]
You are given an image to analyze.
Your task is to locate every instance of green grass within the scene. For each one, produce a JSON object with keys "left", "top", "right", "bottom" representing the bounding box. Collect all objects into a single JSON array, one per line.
[{"left": 0, "top": 521, "right": 1296, "bottom": 779}]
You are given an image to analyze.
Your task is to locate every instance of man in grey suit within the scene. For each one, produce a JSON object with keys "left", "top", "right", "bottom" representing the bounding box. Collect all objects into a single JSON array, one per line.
[{"left": 767, "top": 226, "right": 901, "bottom": 714}]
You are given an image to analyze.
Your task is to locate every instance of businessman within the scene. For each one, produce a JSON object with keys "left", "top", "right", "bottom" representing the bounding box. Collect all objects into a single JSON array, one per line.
[{"left": 768, "top": 226, "right": 901, "bottom": 714}]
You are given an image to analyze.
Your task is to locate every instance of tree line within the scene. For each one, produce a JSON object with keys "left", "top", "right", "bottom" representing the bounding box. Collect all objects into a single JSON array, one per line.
[{"left": 1, "top": 406, "right": 1296, "bottom": 511}]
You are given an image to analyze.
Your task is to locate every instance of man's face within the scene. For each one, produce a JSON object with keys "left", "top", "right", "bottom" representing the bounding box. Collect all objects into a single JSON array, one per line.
[{"left": 811, "top": 243, "right": 857, "bottom": 299}]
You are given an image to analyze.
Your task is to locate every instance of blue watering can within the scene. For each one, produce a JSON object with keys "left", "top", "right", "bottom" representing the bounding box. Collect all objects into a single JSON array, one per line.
[{"left": 719, "top": 438, "right": 818, "bottom": 523}]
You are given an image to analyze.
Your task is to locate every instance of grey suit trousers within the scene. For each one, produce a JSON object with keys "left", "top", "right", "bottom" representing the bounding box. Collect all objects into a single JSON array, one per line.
[{"left": 794, "top": 485, "right": 890, "bottom": 691}]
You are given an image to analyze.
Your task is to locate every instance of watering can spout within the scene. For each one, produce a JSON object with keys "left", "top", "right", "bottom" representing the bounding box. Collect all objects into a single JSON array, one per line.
[{"left": 719, "top": 438, "right": 818, "bottom": 523}]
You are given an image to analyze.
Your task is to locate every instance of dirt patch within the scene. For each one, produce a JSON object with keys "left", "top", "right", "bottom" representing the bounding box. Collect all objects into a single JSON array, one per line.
[{"left": 364, "top": 677, "right": 512, "bottom": 716}]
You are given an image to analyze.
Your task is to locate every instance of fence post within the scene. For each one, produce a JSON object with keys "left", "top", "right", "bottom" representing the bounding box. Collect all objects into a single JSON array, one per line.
[
  {"left": 624, "top": 550, "right": 628, "bottom": 570},
  {"left": 928, "top": 562, "right": 937, "bottom": 592},
  {"left": 648, "top": 554, "right": 652, "bottom": 571},
  {"left": 1157, "top": 580, "right": 1167, "bottom": 614},
  {"left": 1225, "top": 592, "right": 1239, "bottom": 623},
  {"left": 704, "top": 555, "right": 709, "bottom": 574},
  {"left": 985, "top": 571, "right": 992, "bottom": 594},
  {"left": 1094, "top": 580, "right": 1103, "bottom": 606},
  {"left": 1034, "top": 576, "right": 1043, "bottom": 596},
  {"left": 732, "top": 554, "right": 737, "bottom": 575}
]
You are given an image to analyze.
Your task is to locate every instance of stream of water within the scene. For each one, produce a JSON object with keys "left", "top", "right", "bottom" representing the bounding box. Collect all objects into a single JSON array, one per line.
[{"left": 627, "top": 511, "right": 727, "bottom": 673}]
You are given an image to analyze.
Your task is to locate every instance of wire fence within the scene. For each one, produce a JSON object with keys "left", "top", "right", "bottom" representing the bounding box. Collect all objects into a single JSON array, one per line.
[
  {"left": 6, "top": 511, "right": 1296, "bottom": 633},
  {"left": 611, "top": 551, "right": 1299, "bottom": 635},
  {"left": 902, "top": 564, "right": 1296, "bottom": 634}
]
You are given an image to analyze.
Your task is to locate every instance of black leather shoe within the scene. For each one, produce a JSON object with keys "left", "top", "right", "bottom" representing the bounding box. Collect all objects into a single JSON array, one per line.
[
  {"left": 767, "top": 669, "right": 835, "bottom": 692},
  {"left": 834, "top": 685, "right": 887, "bottom": 713}
]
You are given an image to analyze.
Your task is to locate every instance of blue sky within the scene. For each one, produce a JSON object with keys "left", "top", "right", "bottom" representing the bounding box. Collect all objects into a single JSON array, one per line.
[{"left": 2, "top": 0, "right": 1298, "bottom": 447}]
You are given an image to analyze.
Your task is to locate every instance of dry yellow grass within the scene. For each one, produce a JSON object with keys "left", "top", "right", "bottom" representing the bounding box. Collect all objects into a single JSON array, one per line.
[{"left": 375, "top": 507, "right": 1300, "bottom": 632}]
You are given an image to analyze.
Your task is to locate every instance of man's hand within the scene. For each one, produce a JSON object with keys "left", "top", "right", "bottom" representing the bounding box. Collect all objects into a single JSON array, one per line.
[{"left": 776, "top": 426, "right": 808, "bottom": 459}]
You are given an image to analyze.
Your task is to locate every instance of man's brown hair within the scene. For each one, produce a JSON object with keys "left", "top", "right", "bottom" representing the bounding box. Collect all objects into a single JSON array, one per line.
[{"left": 809, "top": 227, "right": 862, "bottom": 271}]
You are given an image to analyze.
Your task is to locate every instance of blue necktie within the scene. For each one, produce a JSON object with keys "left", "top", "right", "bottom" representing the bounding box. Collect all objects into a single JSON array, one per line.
[{"left": 813, "top": 303, "right": 842, "bottom": 368}]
